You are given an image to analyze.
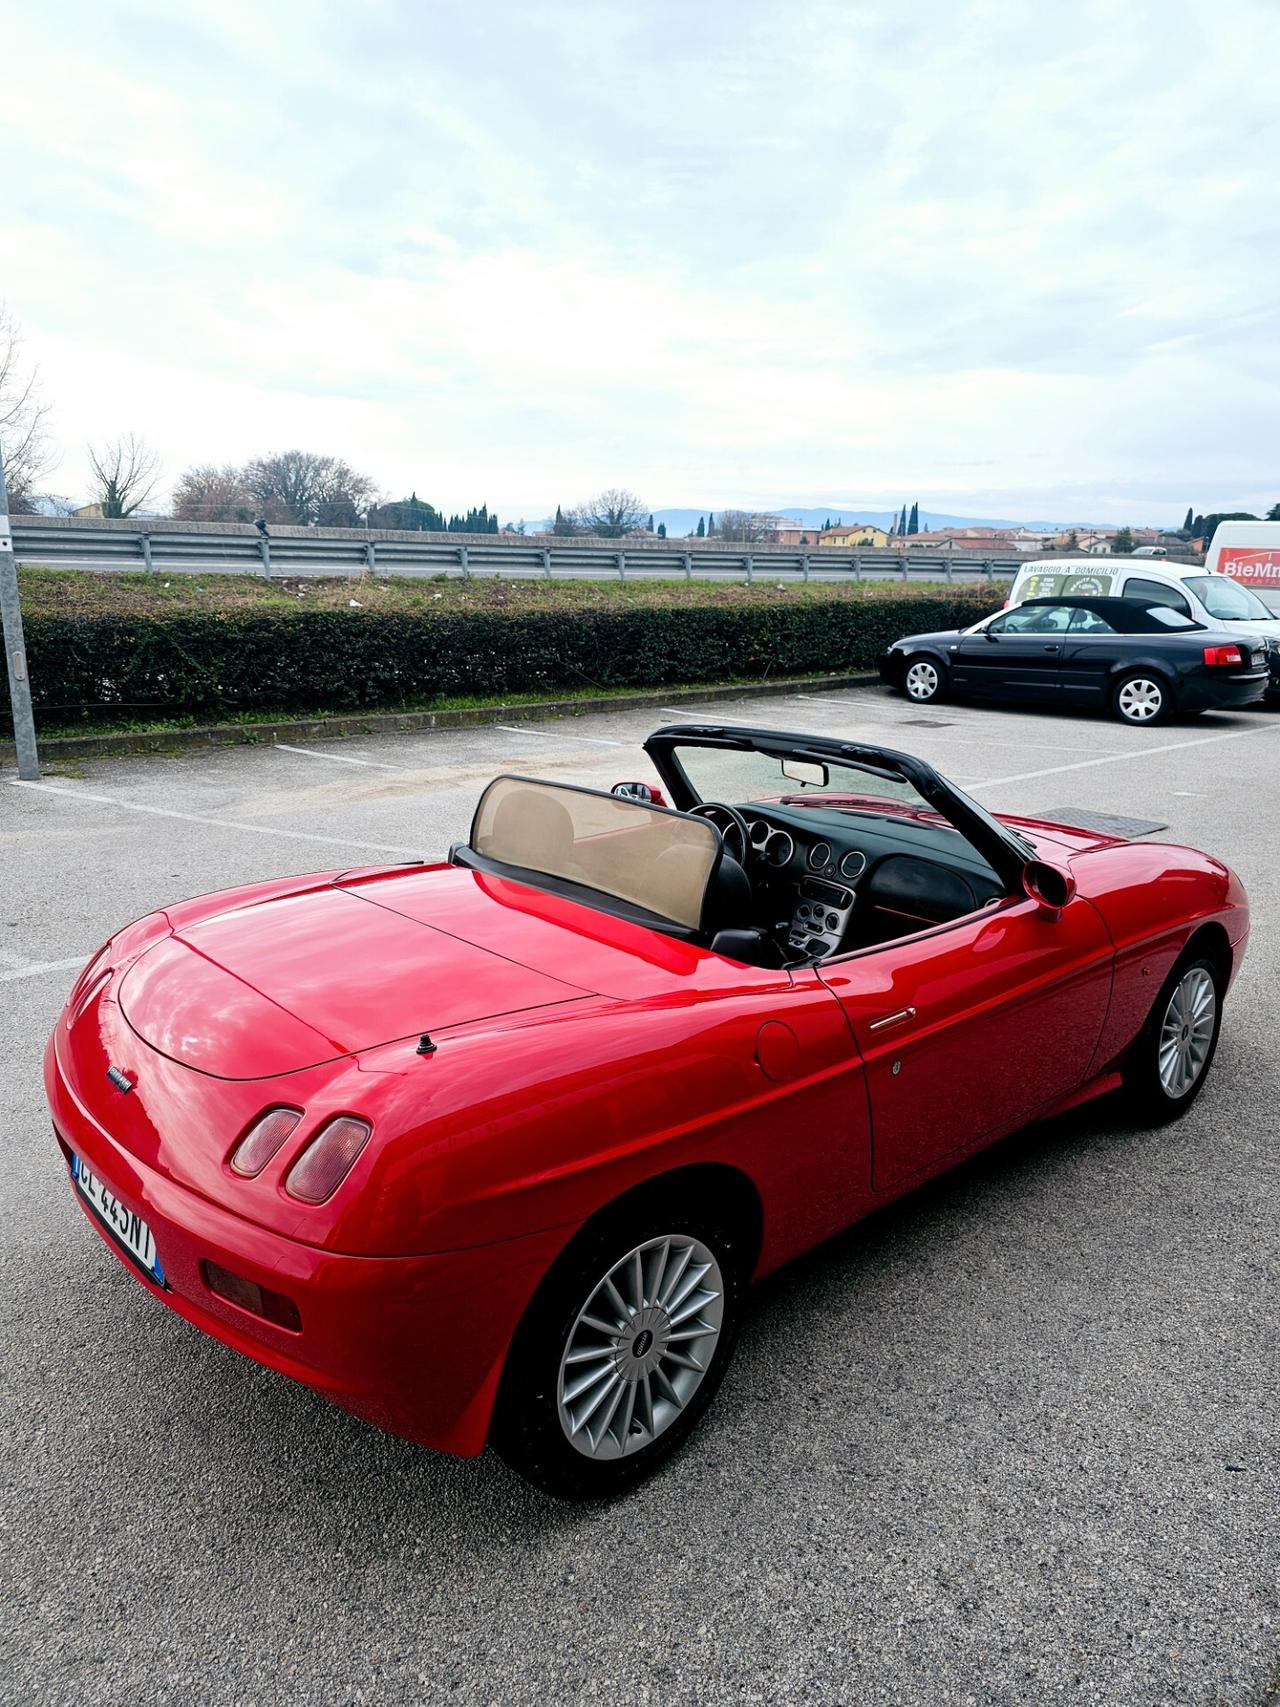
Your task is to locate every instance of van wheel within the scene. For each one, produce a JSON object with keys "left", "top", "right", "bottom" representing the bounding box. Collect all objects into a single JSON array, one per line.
[
  {"left": 902, "top": 656, "right": 947, "bottom": 704},
  {"left": 1112, "top": 672, "right": 1170, "bottom": 725}
]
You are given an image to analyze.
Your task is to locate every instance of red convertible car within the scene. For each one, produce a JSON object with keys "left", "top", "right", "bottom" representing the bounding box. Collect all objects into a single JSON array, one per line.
[{"left": 47, "top": 724, "right": 1248, "bottom": 1498}]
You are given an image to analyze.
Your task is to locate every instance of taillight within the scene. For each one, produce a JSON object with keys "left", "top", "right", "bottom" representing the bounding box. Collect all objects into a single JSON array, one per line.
[
  {"left": 67, "top": 942, "right": 112, "bottom": 1008},
  {"left": 285, "top": 1117, "right": 372, "bottom": 1203},
  {"left": 67, "top": 969, "right": 112, "bottom": 1029},
  {"left": 1203, "top": 644, "right": 1243, "bottom": 667},
  {"left": 229, "top": 1108, "right": 301, "bottom": 1177}
]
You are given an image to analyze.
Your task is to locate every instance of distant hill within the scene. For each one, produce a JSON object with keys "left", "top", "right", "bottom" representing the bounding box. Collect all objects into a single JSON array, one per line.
[{"left": 527, "top": 505, "right": 1070, "bottom": 536}]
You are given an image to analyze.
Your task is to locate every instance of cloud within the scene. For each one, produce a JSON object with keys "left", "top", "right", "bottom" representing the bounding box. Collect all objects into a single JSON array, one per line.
[{"left": 2, "top": 0, "right": 1277, "bottom": 523}]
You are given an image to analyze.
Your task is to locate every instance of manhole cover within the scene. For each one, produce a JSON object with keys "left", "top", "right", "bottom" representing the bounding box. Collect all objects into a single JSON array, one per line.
[
  {"left": 900, "top": 718, "right": 955, "bottom": 728},
  {"left": 1038, "top": 807, "right": 1168, "bottom": 839}
]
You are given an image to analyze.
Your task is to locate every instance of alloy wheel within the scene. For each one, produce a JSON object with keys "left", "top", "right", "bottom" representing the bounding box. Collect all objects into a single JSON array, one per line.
[
  {"left": 1157, "top": 966, "right": 1216, "bottom": 1098},
  {"left": 557, "top": 1234, "right": 724, "bottom": 1460},
  {"left": 1117, "top": 677, "right": 1164, "bottom": 722},
  {"left": 905, "top": 660, "right": 940, "bottom": 701}
]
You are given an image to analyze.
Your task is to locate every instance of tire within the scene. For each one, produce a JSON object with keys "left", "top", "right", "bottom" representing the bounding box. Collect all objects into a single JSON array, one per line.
[
  {"left": 1122, "top": 953, "right": 1224, "bottom": 1123},
  {"left": 902, "top": 654, "right": 947, "bottom": 705},
  {"left": 1112, "top": 670, "right": 1172, "bottom": 725},
  {"left": 492, "top": 1198, "right": 748, "bottom": 1499}
]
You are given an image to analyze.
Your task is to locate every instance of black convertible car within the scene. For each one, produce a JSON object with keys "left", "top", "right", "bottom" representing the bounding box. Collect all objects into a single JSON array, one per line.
[{"left": 880, "top": 596, "right": 1274, "bottom": 725}]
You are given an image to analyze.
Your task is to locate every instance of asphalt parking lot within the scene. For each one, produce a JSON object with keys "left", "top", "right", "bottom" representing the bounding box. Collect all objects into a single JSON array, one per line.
[{"left": 4, "top": 685, "right": 1278, "bottom": 1707}]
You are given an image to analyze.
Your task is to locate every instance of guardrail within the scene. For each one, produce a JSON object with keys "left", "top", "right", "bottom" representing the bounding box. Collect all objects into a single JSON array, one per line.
[{"left": 12, "top": 516, "right": 1026, "bottom": 583}]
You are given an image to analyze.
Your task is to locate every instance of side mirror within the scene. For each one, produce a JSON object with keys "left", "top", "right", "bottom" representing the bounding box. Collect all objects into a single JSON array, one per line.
[
  {"left": 985, "top": 628, "right": 1000, "bottom": 642},
  {"left": 1022, "top": 860, "right": 1076, "bottom": 921},
  {"left": 611, "top": 781, "right": 666, "bottom": 806}
]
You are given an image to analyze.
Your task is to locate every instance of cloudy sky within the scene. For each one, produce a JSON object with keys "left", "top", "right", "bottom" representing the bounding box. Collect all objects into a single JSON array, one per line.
[{"left": 3, "top": 0, "right": 1277, "bottom": 524}]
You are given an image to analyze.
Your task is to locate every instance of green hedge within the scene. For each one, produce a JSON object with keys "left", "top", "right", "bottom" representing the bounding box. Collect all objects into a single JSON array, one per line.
[{"left": 4, "top": 594, "right": 1000, "bottom": 731}]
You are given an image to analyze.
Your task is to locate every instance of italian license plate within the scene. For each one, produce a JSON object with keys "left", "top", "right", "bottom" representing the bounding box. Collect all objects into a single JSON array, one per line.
[{"left": 70, "top": 1152, "right": 165, "bottom": 1285}]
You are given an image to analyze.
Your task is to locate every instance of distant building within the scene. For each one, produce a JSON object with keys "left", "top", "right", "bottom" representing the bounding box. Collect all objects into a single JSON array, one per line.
[
  {"left": 72, "top": 503, "right": 104, "bottom": 519},
  {"left": 819, "top": 524, "right": 890, "bottom": 548}
]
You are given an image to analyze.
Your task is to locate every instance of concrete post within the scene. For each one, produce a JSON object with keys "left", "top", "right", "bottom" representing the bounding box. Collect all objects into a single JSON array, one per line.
[
  {"left": 744, "top": 554, "right": 753, "bottom": 584},
  {"left": 542, "top": 549, "right": 552, "bottom": 579},
  {"left": 801, "top": 554, "right": 810, "bottom": 583},
  {"left": 258, "top": 534, "right": 272, "bottom": 578},
  {"left": 617, "top": 550, "right": 626, "bottom": 580},
  {"left": 365, "top": 539, "right": 377, "bottom": 572},
  {"left": 683, "top": 553, "right": 692, "bottom": 581},
  {"left": 140, "top": 531, "right": 153, "bottom": 572},
  {"left": 459, "top": 544, "right": 470, "bottom": 579},
  {"left": 0, "top": 448, "right": 40, "bottom": 779},
  {"left": 853, "top": 554, "right": 862, "bottom": 584}
]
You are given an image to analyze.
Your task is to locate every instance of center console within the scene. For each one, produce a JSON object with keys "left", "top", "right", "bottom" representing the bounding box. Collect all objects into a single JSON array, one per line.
[{"left": 787, "top": 876, "right": 856, "bottom": 957}]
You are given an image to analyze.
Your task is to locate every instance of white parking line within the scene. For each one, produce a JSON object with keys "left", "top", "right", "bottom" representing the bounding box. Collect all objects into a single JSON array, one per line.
[
  {"left": 969, "top": 721, "right": 1278, "bottom": 790},
  {"left": 8, "top": 780, "right": 423, "bottom": 856},
  {"left": 0, "top": 955, "right": 88, "bottom": 984},
  {"left": 275, "top": 743, "right": 407, "bottom": 770},
  {"left": 493, "top": 725, "right": 625, "bottom": 748}
]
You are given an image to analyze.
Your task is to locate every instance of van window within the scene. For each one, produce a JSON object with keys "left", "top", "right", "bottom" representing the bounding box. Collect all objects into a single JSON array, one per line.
[
  {"left": 1183, "top": 576, "right": 1273, "bottom": 622},
  {"left": 1125, "top": 576, "right": 1190, "bottom": 615}
]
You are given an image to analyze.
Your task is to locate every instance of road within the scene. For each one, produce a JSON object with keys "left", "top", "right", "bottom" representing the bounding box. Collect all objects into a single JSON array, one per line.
[{"left": 3, "top": 685, "right": 1277, "bottom": 1707}]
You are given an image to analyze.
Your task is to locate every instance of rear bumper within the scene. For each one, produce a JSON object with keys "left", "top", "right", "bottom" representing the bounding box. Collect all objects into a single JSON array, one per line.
[
  {"left": 1179, "top": 669, "right": 1271, "bottom": 713},
  {"left": 44, "top": 1036, "right": 572, "bottom": 1456}
]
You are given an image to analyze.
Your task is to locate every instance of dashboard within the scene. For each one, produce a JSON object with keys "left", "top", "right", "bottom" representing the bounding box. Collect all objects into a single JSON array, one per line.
[
  {"left": 743, "top": 814, "right": 865, "bottom": 955},
  {"left": 692, "top": 799, "right": 1005, "bottom": 961}
]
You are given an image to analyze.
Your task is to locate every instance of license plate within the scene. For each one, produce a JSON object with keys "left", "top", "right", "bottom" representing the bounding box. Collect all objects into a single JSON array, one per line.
[{"left": 70, "top": 1152, "right": 165, "bottom": 1285}]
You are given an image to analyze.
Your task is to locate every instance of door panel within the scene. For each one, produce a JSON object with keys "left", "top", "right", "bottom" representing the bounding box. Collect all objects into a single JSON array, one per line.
[
  {"left": 1057, "top": 633, "right": 1126, "bottom": 704},
  {"left": 817, "top": 896, "right": 1113, "bottom": 1190},
  {"left": 952, "top": 634, "right": 1064, "bottom": 700}
]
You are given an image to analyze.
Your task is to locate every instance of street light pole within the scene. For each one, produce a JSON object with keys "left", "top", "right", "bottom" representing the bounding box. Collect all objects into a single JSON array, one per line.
[{"left": 0, "top": 446, "right": 40, "bottom": 780}]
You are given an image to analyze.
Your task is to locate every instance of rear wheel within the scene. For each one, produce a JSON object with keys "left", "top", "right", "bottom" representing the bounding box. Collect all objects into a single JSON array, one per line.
[
  {"left": 492, "top": 1200, "right": 747, "bottom": 1499},
  {"left": 1112, "top": 671, "right": 1171, "bottom": 725},
  {"left": 1123, "top": 953, "right": 1223, "bottom": 1122},
  {"left": 902, "top": 655, "right": 947, "bottom": 704}
]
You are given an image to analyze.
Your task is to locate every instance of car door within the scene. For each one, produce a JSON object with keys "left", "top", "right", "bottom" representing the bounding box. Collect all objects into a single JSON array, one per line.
[
  {"left": 951, "top": 604, "right": 1071, "bottom": 701},
  {"left": 1057, "top": 605, "right": 1124, "bottom": 705},
  {"left": 815, "top": 893, "right": 1113, "bottom": 1190}
]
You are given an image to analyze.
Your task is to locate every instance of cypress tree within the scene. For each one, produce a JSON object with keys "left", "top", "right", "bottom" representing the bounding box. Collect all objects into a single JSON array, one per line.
[
  {"left": 707, "top": 512, "right": 716, "bottom": 535},
  {"left": 647, "top": 513, "right": 654, "bottom": 531},
  {"left": 908, "top": 501, "right": 919, "bottom": 534},
  {"left": 657, "top": 522, "right": 667, "bottom": 538},
  {"left": 696, "top": 516, "right": 705, "bottom": 537},
  {"left": 1182, "top": 506, "right": 1194, "bottom": 532}
]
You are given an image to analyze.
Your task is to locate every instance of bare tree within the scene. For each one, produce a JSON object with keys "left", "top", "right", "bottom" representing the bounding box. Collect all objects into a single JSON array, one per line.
[
  {"left": 243, "top": 449, "right": 377, "bottom": 526},
  {"left": 0, "top": 306, "right": 56, "bottom": 511},
  {"left": 716, "top": 510, "right": 785, "bottom": 543},
  {"left": 571, "top": 487, "right": 648, "bottom": 538},
  {"left": 86, "top": 434, "right": 161, "bottom": 517},
  {"left": 172, "top": 464, "right": 255, "bottom": 522}
]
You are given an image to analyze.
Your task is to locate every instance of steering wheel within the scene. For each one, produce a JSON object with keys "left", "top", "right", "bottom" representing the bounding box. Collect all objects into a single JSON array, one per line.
[{"left": 688, "top": 801, "right": 751, "bottom": 867}]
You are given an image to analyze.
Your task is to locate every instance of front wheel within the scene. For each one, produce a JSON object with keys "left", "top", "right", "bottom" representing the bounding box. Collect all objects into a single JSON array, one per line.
[
  {"left": 902, "top": 655, "right": 947, "bottom": 704},
  {"left": 492, "top": 1204, "right": 746, "bottom": 1499},
  {"left": 1123, "top": 954, "right": 1223, "bottom": 1122},
  {"left": 1112, "top": 671, "right": 1171, "bottom": 725}
]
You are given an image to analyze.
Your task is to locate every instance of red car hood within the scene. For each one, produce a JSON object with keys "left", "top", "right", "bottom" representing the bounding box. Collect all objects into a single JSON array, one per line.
[{"left": 118, "top": 884, "right": 597, "bottom": 1079}]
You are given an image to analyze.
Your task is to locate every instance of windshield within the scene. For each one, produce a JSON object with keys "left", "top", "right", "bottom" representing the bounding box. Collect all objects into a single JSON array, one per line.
[
  {"left": 1184, "top": 576, "right": 1274, "bottom": 621},
  {"left": 674, "top": 744, "right": 941, "bottom": 815}
]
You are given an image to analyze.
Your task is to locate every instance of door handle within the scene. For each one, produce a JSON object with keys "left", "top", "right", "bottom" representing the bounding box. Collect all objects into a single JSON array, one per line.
[
  {"left": 1042, "top": 643, "right": 1061, "bottom": 652},
  {"left": 869, "top": 1005, "right": 916, "bottom": 1031}
]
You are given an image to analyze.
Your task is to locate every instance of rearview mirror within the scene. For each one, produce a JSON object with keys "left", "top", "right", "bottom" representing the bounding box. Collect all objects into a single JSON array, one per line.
[
  {"left": 1022, "top": 860, "right": 1076, "bottom": 921},
  {"left": 780, "top": 759, "right": 828, "bottom": 788}
]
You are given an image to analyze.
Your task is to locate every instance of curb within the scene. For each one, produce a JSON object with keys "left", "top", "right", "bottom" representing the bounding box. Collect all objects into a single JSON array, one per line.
[{"left": 2, "top": 673, "right": 883, "bottom": 764}]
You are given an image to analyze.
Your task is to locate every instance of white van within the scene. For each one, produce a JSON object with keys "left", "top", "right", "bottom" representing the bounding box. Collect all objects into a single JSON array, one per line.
[
  {"left": 1203, "top": 519, "right": 1280, "bottom": 591},
  {"left": 1004, "top": 552, "right": 1280, "bottom": 703}
]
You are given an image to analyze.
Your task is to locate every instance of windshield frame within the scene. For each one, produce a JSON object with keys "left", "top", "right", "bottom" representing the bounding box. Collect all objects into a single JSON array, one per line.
[{"left": 643, "top": 723, "right": 1034, "bottom": 890}]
